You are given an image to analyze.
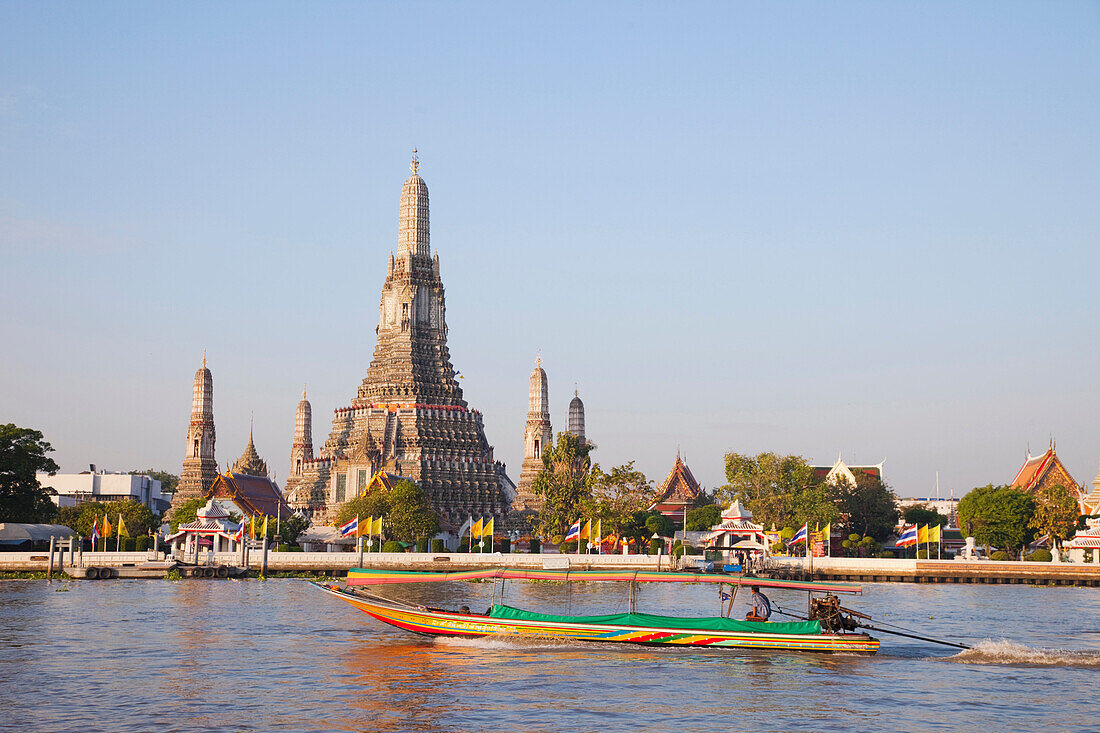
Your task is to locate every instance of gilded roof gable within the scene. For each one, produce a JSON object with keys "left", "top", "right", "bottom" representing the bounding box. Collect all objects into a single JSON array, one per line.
[{"left": 652, "top": 451, "right": 702, "bottom": 505}]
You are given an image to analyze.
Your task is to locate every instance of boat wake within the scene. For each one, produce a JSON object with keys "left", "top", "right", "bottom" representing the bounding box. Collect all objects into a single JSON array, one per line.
[{"left": 941, "top": 639, "right": 1100, "bottom": 668}]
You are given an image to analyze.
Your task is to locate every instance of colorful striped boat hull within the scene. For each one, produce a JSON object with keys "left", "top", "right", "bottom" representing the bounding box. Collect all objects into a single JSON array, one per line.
[{"left": 313, "top": 583, "right": 880, "bottom": 654}]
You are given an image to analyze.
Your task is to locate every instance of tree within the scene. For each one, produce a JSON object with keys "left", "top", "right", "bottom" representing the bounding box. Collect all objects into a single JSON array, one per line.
[
  {"left": 167, "top": 496, "right": 208, "bottom": 532},
  {"left": 58, "top": 499, "right": 157, "bottom": 538},
  {"left": 129, "top": 469, "right": 179, "bottom": 495},
  {"left": 0, "top": 424, "right": 61, "bottom": 523},
  {"left": 685, "top": 504, "right": 722, "bottom": 531},
  {"left": 645, "top": 513, "right": 675, "bottom": 538},
  {"left": 588, "top": 461, "right": 654, "bottom": 533},
  {"left": 333, "top": 480, "right": 439, "bottom": 543},
  {"left": 834, "top": 475, "right": 899, "bottom": 541},
  {"left": 1029, "top": 483, "right": 1079, "bottom": 552},
  {"left": 902, "top": 503, "right": 949, "bottom": 528},
  {"left": 718, "top": 452, "right": 837, "bottom": 529},
  {"left": 532, "top": 432, "right": 596, "bottom": 539},
  {"left": 957, "top": 484, "right": 1036, "bottom": 555}
]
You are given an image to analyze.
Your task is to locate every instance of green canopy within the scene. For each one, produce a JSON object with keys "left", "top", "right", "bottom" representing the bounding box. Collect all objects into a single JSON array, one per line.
[{"left": 488, "top": 605, "right": 822, "bottom": 635}]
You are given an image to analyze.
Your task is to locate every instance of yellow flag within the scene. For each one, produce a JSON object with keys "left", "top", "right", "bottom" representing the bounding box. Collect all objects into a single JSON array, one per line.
[
  {"left": 262, "top": 515, "right": 269, "bottom": 538},
  {"left": 823, "top": 524, "right": 831, "bottom": 542},
  {"left": 929, "top": 524, "right": 941, "bottom": 544},
  {"left": 471, "top": 518, "right": 483, "bottom": 539},
  {"left": 117, "top": 514, "right": 128, "bottom": 538},
  {"left": 482, "top": 517, "right": 494, "bottom": 537},
  {"left": 371, "top": 516, "right": 382, "bottom": 536},
  {"left": 250, "top": 514, "right": 256, "bottom": 539},
  {"left": 580, "top": 520, "right": 591, "bottom": 540},
  {"left": 103, "top": 514, "right": 112, "bottom": 537},
  {"left": 596, "top": 519, "right": 602, "bottom": 544},
  {"left": 917, "top": 525, "right": 928, "bottom": 544}
]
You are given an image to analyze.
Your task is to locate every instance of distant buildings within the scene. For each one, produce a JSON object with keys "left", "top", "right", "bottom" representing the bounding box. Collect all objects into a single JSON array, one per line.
[
  {"left": 1008, "top": 443, "right": 1079, "bottom": 497},
  {"left": 648, "top": 451, "right": 703, "bottom": 528},
  {"left": 174, "top": 356, "right": 218, "bottom": 511},
  {"left": 811, "top": 456, "right": 885, "bottom": 487},
  {"left": 37, "top": 470, "right": 171, "bottom": 513}
]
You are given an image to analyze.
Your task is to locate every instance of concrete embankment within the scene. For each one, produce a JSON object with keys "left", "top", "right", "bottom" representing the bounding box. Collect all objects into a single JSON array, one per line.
[{"left": 764, "top": 556, "right": 1100, "bottom": 586}]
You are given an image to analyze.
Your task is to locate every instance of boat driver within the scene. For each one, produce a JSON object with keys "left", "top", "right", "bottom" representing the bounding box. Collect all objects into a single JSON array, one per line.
[{"left": 746, "top": 586, "right": 772, "bottom": 622}]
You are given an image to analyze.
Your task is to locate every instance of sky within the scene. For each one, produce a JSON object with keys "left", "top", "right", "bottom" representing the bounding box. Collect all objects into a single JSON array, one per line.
[{"left": 2, "top": 2, "right": 1099, "bottom": 499}]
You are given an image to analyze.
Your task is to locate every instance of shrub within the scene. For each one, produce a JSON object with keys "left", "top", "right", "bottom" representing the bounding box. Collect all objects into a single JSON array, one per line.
[
  {"left": 500, "top": 538, "right": 510, "bottom": 554},
  {"left": 990, "top": 550, "right": 1009, "bottom": 561},
  {"left": 917, "top": 549, "right": 929, "bottom": 559},
  {"left": 431, "top": 539, "right": 445, "bottom": 553},
  {"left": 529, "top": 537, "right": 541, "bottom": 554},
  {"left": 381, "top": 540, "right": 404, "bottom": 553},
  {"left": 415, "top": 538, "right": 429, "bottom": 553},
  {"left": 559, "top": 540, "right": 578, "bottom": 553},
  {"left": 672, "top": 544, "right": 686, "bottom": 558},
  {"left": 276, "top": 544, "right": 289, "bottom": 552},
  {"left": 1027, "top": 549, "right": 1052, "bottom": 562},
  {"left": 550, "top": 534, "right": 564, "bottom": 545},
  {"left": 878, "top": 550, "right": 895, "bottom": 559},
  {"left": 848, "top": 533, "right": 862, "bottom": 543},
  {"left": 648, "top": 539, "right": 662, "bottom": 555}
]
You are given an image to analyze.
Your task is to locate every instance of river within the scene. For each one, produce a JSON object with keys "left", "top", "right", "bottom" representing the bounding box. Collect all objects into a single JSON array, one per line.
[{"left": 1, "top": 578, "right": 1097, "bottom": 732}]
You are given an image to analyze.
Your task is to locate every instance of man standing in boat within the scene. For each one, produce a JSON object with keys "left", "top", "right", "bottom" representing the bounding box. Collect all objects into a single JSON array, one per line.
[{"left": 747, "top": 586, "right": 772, "bottom": 622}]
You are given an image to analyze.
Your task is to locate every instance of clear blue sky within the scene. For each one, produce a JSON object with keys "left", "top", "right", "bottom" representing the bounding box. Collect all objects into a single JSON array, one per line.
[{"left": 3, "top": 2, "right": 1098, "bottom": 498}]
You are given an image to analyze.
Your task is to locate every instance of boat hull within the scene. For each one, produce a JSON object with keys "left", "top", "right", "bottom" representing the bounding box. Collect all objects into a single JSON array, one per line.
[{"left": 314, "top": 584, "right": 879, "bottom": 654}]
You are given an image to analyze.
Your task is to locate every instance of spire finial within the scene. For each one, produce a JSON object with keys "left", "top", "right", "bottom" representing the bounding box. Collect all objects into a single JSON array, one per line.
[
  {"left": 536, "top": 349, "right": 542, "bottom": 368},
  {"left": 249, "top": 412, "right": 254, "bottom": 443},
  {"left": 574, "top": 382, "right": 578, "bottom": 398},
  {"left": 202, "top": 349, "right": 206, "bottom": 368},
  {"left": 302, "top": 384, "right": 308, "bottom": 400},
  {"left": 410, "top": 147, "right": 419, "bottom": 175}
]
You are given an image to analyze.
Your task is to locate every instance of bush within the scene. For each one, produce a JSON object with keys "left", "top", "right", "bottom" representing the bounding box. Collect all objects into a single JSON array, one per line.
[
  {"left": 135, "top": 536, "right": 150, "bottom": 551},
  {"left": 415, "top": 538, "right": 429, "bottom": 553},
  {"left": 848, "top": 533, "right": 862, "bottom": 543},
  {"left": 648, "top": 539, "right": 662, "bottom": 555},
  {"left": 500, "top": 538, "right": 510, "bottom": 554},
  {"left": 381, "top": 540, "right": 404, "bottom": 553},
  {"left": 878, "top": 550, "right": 895, "bottom": 559},
  {"left": 276, "top": 544, "right": 289, "bottom": 552},
  {"left": 917, "top": 549, "right": 929, "bottom": 559},
  {"left": 990, "top": 550, "right": 1009, "bottom": 561},
  {"left": 431, "top": 539, "right": 445, "bottom": 553},
  {"left": 1027, "top": 549, "right": 1053, "bottom": 562},
  {"left": 529, "top": 537, "right": 541, "bottom": 554},
  {"left": 559, "top": 540, "right": 578, "bottom": 553}
]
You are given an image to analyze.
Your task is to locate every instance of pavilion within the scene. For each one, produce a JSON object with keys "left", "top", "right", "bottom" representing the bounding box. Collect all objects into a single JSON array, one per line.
[
  {"left": 165, "top": 498, "right": 243, "bottom": 557},
  {"left": 701, "top": 500, "right": 768, "bottom": 561}
]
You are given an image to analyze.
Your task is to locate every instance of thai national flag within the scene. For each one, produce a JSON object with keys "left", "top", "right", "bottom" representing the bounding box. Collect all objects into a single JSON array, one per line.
[
  {"left": 791, "top": 523, "right": 808, "bottom": 544},
  {"left": 564, "top": 520, "right": 581, "bottom": 542},
  {"left": 233, "top": 519, "right": 246, "bottom": 542},
  {"left": 896, "top": 524, "right": 919, "bottom": 548},
  {"left": 340, "top": 515, "right": 359, "bottom": 538},
  {"left": 91, "top": 518, "right": 100, "bottom": 549}
]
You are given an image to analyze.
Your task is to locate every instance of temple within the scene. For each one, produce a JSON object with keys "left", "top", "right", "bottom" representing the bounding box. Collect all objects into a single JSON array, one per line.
[
  {"left": 230, "top": 418, "right": 270, "bottom": 478},
  {"left": 172, "top": 355, "right": 218, "bottom": 514},
  {"left": 567, "top": 387, "right": 586, "bottom": 445},
  {"left": 512, "top": 357, "right": 552, "bottom": 512},
  {"left": 811, "top": 456, "right": 885, "bottom": 486},
  {"left": 283, "top": 152, "right": 515, "bottom": 523},
  {"left": 208, "top": 472, "right": 291, "bottom": 520},
  {"left": 1082, "top": 457, "right": 1100, "bottom": 516},
  {"left": 648, "top": 450, "right": 704, "bottom": 527},
  {"left": 1008, "top": 443, "right": 1079, "bottom": 497}
]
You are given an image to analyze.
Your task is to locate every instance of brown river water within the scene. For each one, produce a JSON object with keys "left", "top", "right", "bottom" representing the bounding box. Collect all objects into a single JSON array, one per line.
[{"left": 1, "top": 578, "right": 1098, "bottom": 732}]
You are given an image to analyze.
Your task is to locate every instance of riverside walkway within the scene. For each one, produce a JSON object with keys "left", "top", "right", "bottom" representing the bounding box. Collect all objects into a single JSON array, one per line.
[{"left": 763, "top": 556, "right": 1100, "bottom": 586}]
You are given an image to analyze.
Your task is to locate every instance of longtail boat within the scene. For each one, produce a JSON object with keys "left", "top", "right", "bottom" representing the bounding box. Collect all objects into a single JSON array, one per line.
[{"left": 312, "top": 568, "right": 884, "bottom": 655}]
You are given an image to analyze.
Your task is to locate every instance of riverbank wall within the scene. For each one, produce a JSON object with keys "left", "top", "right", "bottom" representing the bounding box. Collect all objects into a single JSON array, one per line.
[{"left": 763, "top": 556, "right": 1100, "bottom": 586}]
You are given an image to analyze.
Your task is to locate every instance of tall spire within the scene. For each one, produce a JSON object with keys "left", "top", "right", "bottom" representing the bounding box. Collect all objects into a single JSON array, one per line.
[
  {"left": 398, "top": 147, "right": 429, "bottom": 257},
  {"left": 173, "top": 356, "right": 218, "bottom": 513},
  {"left": 290, "top": 388, "right": 314, "bottom": 476},
  {"left": 514, "top": 356, "right": 553, "bottom": 512},
  {"left": 568, "top": 385, "right": 586, "bottom": 445},
  {"left": 410, "top": 147, "right": 419, "bottom": 175}
]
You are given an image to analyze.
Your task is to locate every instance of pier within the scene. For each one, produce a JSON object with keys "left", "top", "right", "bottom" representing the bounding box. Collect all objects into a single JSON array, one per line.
[{"left": 762, "top": 556, "right": 1100, "bottom": 587}]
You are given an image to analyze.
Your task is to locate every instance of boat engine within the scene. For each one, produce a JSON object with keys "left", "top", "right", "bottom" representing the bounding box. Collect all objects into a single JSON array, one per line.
[{"left": 809, "top": 594, "right": 864, "bottom": 632}]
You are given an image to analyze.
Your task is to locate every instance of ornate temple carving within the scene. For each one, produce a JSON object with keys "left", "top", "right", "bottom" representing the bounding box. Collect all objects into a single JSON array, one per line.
[
  {"left": 173, "top": 356, "right": 219, "bottom": 514},
  {"left": 284, "top": 152, "right": 515, "bottom": 522},
  {"left": 230, "top": 419, "right": 269, "bottom": 478}
]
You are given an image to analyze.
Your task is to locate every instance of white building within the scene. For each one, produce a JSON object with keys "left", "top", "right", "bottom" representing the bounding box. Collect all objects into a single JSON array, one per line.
[{"left": 37, "top": 470, "right": 171, "bottom": 513}]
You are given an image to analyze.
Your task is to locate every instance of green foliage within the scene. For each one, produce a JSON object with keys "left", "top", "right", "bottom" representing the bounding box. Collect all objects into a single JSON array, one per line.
[
  {"left": 0, "top": 424, "right": 60, "bottom": 523},
  {"left": 917, "top": 549, "right": 929, "bottom": 559},
  {"left": 559, "top": 540, "right": 578, "bottom": 553},
  {"left": 902, "top": 504, "right": 949, "bottom": 528},
  {"left": 528, "top": 537, "right": 541, "bottom": 554},
  {"left": 415, "top": 538, "right": 429, "bottom": 552},
  {"left": 990, "top": 550, "right": 1009, "bottom": 561},
  {"left": 1029, "top": 484, "right": 1079, "bottom": 546},
  {"left": 165, "top": 568, "right": 183, "bottom": 581},
  {"left": 958, "top": 484, "right": 1036, "bottom": 554},
  {"left": 431, "top": 538, "right": 445, "bottom": 553},
  {"left": 168, "top": 496, "right": 208, "bottom": 532},
  {"left": 718, "top": 452, "right": 838, "bottom": 529},
  {"left": 648, "top": 538, "right": 662, "bottom": 555},
  {"left": 128, "top": 469, "right": 179, "bottom": 495},
  {"left": 59, "top": 498, "right": 158, "bottom": 538},
  {"left": 779, "top": 526, "right": 795, "bottom": 540},
  {"left": 685, "top": 504, "right": 722, "bottom": 531},
  {"left": 588, "top": 461, "right": 654, "bottom": 535},
  {"left": 500, "top": 538, "right": 511, "bottom": 553},
  {"left": 834, "top": 475, "right": 899, "bottom": 541},
  {"left": 1027, "top": 549, "right": 1053, "bottom": 562},
  {"left": 333, "top": 480, "right": 439, "bottom": 543},
  {"left": 645, "top": 513, "right": 675, "bottom": 538},
  {"left": 847, "top": 533, "right": 861, "bottom": 542},
  {"left": 381, "top": 540, "right": 404, "bottom": 553},
  {"left": 278, "top": 515, "right": 309, "bottom": 546},
  {"left": 533, "top": 432, "right": 596, "bottom": 539},
  {"left": 878, "top": 551, "right": 895, "bottom": 559}
]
